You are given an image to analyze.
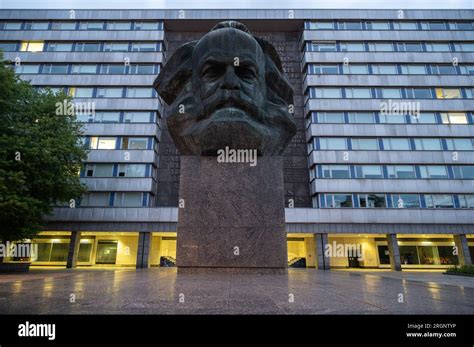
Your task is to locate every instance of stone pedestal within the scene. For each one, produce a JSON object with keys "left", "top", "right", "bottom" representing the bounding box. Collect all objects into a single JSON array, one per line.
[{"left": 176, "top": 156, "right": 287, "bottom": 273}]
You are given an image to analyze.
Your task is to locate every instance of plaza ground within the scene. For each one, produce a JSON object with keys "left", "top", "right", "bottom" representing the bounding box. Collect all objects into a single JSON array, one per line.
[{"left": 0, "top": 268, "right": 474, "bottom": 314}]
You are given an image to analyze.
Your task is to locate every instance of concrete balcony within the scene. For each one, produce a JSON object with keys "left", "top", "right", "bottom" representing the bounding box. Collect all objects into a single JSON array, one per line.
[
  {"left": 81, "top": 177, "right": 157, "bottom": 192},
  {"left": 308, "top": 150, "right": 474, "bottom": 166},
  {"left": 0, "top": 30, "right": 164, "bottom": 41},
  {"left": 87, "top": 149, "right": 158, "bottom": 164},
  {"left": 83, "top": 123, "right": 160, "bottom": 138},
  {"left": 306, "top": 124, "right": 474, "bottom": 141},
  {"left": 310, "top": 178, "right": 474, "bottom": 194}
]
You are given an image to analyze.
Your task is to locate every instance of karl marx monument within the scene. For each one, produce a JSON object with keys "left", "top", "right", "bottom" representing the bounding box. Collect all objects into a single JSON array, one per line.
[{"left": 154, "top": 21, "right": 296, "bottom": 273}]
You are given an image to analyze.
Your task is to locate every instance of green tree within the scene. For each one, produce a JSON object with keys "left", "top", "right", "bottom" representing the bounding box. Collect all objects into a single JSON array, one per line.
[{"left": 0, "top": 53, "right": 87, "bottom": 247}]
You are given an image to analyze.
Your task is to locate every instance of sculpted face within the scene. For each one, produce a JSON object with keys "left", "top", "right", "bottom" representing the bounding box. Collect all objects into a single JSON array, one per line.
[{"left": 154, "top": 21, "right": 296, "bottom": 156}]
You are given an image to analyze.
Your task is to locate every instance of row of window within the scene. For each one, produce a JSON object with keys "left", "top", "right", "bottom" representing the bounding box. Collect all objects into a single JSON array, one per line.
[
  {"left": 304, "top": 20, "right": 474, "bottom": 31},
  {"left": 307, "top": 112, "right": 472, "bottom": 125},
  {"left": 79, "top": 192, "right": 152, "bottom": 207},
  {"left": 307, "top": 63, "right": 474, "bottom": 75},
  {"left": 0, "top": 41, "right": 162, "bottom": 52},
  {"left": 309, "top": 137, "right": 474, "bottom": 152},
  {"left": 77, "top": 111, "right": 159, "bottom": 124},
  {"left": 0, "top": 21, "right": 163, "bottom": 31},
  {"left": 311, "top": 164, "right": 474, "bottom": 180},
  {"left": 15, "top": 63, "right": 160, "bottom": 75},
  {"left": 85, "top": 136, "right": 157, "bottom": 151},
  {"left": 317, "top": 193, "right": 474, "bottom": 209},
  {"left": 308, "top": 87, "right": 474, "bottom": 99},
  {"left": 305, "top": 41, "right": 474, "bottom": 52},
  {"left": 82, "top": 163, "right": 156, "bottom": 178},
  {"left": 38, "top": 86, "right": 157, "bottom": 98}
]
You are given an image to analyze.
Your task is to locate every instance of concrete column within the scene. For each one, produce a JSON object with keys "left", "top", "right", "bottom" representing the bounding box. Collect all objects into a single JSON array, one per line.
[
  {"left": 314, "top": 233, "right": 330, "bottom": 270},
  {"left": 305, "top": 237, "right": 316, "bottom": 268},
  {"left": 386, "top": 233, "right": 402, "bottom": 271},
  {"left": 136, "top": 232, "right": 152, "bottom": 269},
  {"left": 66, "top": 231, "right": 81, "bottom": 269},
  {"left": 453, "top": 234, "right": 472, "bottom": 266}
]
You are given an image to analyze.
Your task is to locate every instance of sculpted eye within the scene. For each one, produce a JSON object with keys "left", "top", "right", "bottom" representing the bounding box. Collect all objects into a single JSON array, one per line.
[
  {"left": 235, "top": 66, "right": 257, "bottom": 80},
  {"left": 202, "top": 64, "right": 225, "bottom": 80}
]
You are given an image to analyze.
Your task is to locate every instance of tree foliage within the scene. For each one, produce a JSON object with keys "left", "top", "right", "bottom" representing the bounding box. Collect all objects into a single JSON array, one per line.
[{"left": 0, "top": 53, "right": 87, "bottom": 242}]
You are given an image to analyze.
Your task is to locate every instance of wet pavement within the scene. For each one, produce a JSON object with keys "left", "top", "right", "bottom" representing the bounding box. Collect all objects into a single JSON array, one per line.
[{"left": 0, "top": 268, "right": 474, "bottom": 314}]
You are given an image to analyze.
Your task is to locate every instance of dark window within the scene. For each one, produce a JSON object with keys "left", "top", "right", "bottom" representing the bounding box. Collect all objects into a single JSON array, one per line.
[
  {"left": 437, "top": 246, "right": 459, "bottom": 265},
  {"left": 96, "top": 241, "right": 118, "bottom": 264},
  {"left": 377, "top": 246, "right": 390, "bottom": 265},
  {"left": 400, "top": 246, "right": 419, "bottom": 264}
]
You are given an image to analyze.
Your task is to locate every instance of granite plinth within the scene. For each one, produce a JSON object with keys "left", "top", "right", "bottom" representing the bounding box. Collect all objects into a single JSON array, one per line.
[{"left": 176, "top": 156, "right": 287, "bottom": 271}]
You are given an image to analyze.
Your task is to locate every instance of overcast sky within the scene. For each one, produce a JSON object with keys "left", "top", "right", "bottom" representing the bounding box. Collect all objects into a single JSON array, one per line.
[{"left": 1, "top": 0, "right": 473, "bottom": 9}]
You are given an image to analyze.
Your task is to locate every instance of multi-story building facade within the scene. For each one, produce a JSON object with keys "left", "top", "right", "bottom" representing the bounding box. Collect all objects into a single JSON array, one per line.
[{"left": 1, "top": 8, "right": 473, "bottom": 270}]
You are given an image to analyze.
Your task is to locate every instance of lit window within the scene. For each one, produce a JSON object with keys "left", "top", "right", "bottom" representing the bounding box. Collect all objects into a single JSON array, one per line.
[
  {"left": 89, "top": 137, "right": 117, "bottom": 150},
  {"left": 435, "top": 88, "right": 461, "bottom": 99},
  {"left": 122, "top": 137, "right": 148, "bottom": 150},
  {"left": 441, "top": 112, "right": 468, "bottom": 124},
  {"left": 20, "top": 41, "right": 44, "bottom": 52}
]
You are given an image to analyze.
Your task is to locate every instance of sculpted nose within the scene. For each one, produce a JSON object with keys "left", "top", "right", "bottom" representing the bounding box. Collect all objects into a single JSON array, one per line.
[{"left": 221, "top": 66, "right": 240, "bottom": 90}]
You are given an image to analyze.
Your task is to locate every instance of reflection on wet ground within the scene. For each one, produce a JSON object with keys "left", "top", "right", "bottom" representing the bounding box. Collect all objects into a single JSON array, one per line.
[{"left": 0, "top": 268, "right": 473, "bottom": 314}]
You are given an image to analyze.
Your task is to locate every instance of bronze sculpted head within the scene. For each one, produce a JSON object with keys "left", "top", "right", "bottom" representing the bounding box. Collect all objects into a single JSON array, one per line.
[{"left": 154, "top": 21, "right": 297, "bottom": 156}]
